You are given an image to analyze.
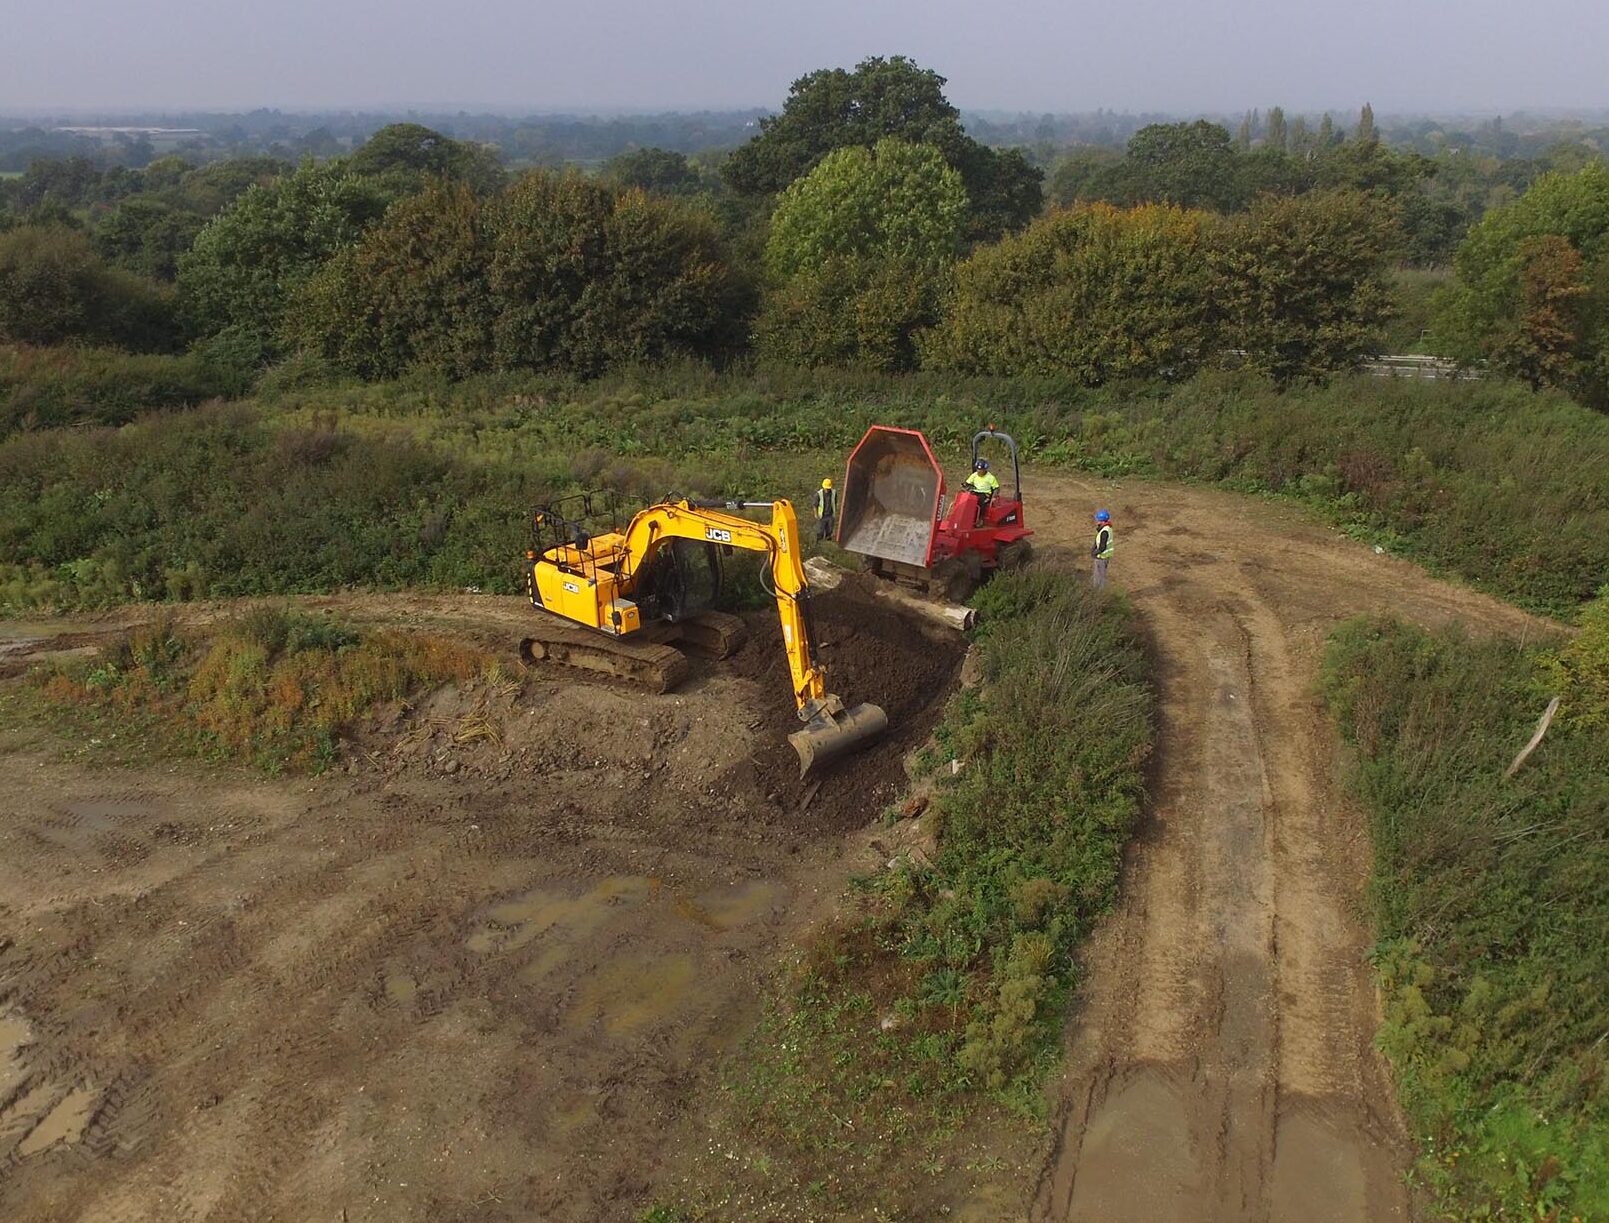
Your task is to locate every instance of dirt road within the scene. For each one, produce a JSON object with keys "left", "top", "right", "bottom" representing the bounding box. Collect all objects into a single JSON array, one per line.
[
  {"left": 1024, "top": 472, "right": 1547, "bottom": 1223},
  {"left": 0, "top": 581, "right": 962, "bottom": 1222}
]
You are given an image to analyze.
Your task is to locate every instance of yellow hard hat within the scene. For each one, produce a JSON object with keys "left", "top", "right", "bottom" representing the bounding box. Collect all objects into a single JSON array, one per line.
[{"left": 822, "top": 477, "right": 833, "bottom": 488}]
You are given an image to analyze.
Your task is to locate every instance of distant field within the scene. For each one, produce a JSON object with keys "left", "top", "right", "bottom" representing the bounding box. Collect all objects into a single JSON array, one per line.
[{"left": 0, "top": 170, "right": 24, "bottom": 179}]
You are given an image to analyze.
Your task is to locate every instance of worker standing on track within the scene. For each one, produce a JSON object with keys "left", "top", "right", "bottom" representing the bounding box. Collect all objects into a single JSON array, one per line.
[
  {"left": 814, "top": 477, "right": 836, "bottom": 542},
  {"left": 963, "top": 458, "right": 999, "bottom": 521},
  {"left": 1091, "top": 509, "right": 1114, "bottom": 588}
]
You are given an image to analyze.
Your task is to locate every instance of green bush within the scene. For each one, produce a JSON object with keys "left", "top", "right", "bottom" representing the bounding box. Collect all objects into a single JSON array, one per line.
[
  {"left": 0, "top": 343, "right": 244, "bottom": 435},
  {"left": 0, "top": 224, "right": 177, "bottom": 350},
  {"left": 1324, "top": 616, "right": 1609, "bottom": 1220},
  {"left": 921, "top": 202, "right": 1216, "bottom": 381},
  {"left": 1540, "top": 587, "right": 1609, "bottom": 729}
]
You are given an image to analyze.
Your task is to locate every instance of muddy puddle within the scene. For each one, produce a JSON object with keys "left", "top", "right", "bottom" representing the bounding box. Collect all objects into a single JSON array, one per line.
[
  {"left": 61, "top": 799, "right": 153, "bottom": 833},
  {"left": 0, "top": 1012, "right": 31, "bottom": 1096},
  {"left": 467, "top": 876, "right": 785, "bottom": 957},
  {"left": 15, "top": 1087, "right": 98, "bottom": 1157}
]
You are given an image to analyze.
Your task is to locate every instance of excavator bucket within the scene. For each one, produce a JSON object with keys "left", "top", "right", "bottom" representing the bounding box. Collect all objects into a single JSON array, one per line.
[
  {"left": 838, "top": 427, "right": 943, "bottom": 567},
  {"left": 789, "top": 699, "right": 889, "bottom": 777}
]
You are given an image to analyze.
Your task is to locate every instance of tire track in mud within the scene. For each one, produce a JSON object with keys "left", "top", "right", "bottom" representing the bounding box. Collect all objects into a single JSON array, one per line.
[{"left": 1022, "top": 474, "right": 1553, "bottom": 1223}]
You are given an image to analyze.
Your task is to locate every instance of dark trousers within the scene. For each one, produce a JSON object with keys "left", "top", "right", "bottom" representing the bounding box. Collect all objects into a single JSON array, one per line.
[{"left": 817, "top": 514, "right": 834, "bottom": 541}]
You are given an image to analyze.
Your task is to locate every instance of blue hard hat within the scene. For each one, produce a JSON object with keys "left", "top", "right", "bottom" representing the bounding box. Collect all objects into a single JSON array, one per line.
[
  {"left": 974, "top": 458, "right": 989, "bottom": 470},
  {"left": 1095, "top": 509, "right": 1111, "bottom": 522}
]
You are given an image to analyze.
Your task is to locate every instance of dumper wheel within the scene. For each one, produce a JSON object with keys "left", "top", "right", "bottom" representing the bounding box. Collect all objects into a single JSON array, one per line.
[
  {"left": 997, "top": 540, "right": 1034, "bottom": 572},
  {"left": 933, "top": 555, "right": 983, "bottom": 603}
]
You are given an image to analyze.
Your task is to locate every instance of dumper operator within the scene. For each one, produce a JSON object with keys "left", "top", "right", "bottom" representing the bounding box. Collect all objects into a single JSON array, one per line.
[{"left": 963, "top": 458, "right": 999, "bottom": 520}]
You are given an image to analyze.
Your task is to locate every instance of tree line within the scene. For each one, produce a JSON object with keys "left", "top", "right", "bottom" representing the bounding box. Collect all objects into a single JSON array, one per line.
[{"left": 2, "top": 57, "right": 1607, "bottom": 409}]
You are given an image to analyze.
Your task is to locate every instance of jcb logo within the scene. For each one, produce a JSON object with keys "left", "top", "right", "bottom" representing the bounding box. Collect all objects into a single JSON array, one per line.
[
  {"left": 705, "top": 528, "right": 733, "bottom": 543},
  {"left": 563, "top": 581, "right": 580, "bottom": 594}
]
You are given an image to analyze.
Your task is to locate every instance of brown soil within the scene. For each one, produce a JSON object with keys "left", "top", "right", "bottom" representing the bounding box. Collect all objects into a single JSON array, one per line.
[
  {"left": 0, "top": 582, "right": 962, "bottom": 1223},
  {"left": 724, "top": 573, "right": 966, "bottom": 831}
]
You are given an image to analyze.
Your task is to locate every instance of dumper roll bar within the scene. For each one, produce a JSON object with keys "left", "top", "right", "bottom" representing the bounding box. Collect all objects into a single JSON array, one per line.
[{"left": 971, "top": 427, "right": 1022, "bottom": 502}]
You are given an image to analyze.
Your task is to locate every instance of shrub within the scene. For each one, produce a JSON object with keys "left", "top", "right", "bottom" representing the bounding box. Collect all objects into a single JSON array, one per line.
[
  {"left": 1324, "top": 616, "right": 1609, "bottom": 1220},
  {"left": 38, "top": 610, "right": 486, "bottom": 773},
  {"left": 921, "top": 202, "right": 1216, "bottom": 381},
  {"left": 0, "top": 343, "right": 242, "bottom": 435},
  {"left": 1211, "top": 189, "right": 1400, "bottom": 382},
  {"left": 0, "top": 224, "right": 177, "bottom": 350},
  {"left": 1540, "top": 587, "right": 1609, "bottom": 729}
]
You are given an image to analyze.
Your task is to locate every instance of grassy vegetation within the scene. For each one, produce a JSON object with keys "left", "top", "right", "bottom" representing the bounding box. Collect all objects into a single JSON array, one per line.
[
  {"left": 1322, "top": 601, "right": 1609, "bottom": 1220},
  {"left": 665, "top": 568, "right": 1154, "bottom": 1218},
  {"left": 1, "top": 342, "right": 246, "bottom": 435},
  {"left": 31, "top": 606, "right": 488, "bottom": 773},
  {"left": 3, "top": 357, "right": 1605, "bottom": 620}
]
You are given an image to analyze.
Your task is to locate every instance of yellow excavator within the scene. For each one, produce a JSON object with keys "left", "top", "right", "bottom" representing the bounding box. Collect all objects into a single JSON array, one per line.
[{"left": 521, "top": 494, "right": 888, "bottom": 775}]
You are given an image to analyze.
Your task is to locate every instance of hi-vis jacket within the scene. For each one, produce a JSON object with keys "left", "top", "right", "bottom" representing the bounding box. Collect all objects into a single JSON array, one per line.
[{"left": 1093, "top": 523, "right": 1114, "bottom": 559}]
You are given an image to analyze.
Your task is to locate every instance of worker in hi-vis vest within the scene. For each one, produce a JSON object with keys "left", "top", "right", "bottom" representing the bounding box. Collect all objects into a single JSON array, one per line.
[
  {"left": 1091, "top": 509, "right": 1114, "bottom": 588},
  {"left": 963, "top": 458, "right": 1000, "bottom": 522},
  {"left": 814, "top": 478, "right": 836, "bottom": 542}
]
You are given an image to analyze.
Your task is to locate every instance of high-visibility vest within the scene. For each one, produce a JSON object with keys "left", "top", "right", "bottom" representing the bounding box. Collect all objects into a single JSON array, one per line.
[
  {"left": 965, "top": 471, "right": 999, "bottom": 495},
  {"left": 815, "top": 486, "right": 835, "bottom": 517},
  {"left": 1094, "top": 524, "right": 1114, "bottom": 559}
]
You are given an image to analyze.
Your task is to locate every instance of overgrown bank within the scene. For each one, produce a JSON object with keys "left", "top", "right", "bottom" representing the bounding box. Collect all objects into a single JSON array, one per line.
[
  {"left": 27, "top": 607, "right": 488, "bottom": 773},
  {"left": 1323, "top": 602, "right": 1609, "bottom": 1220},
  {"left": 2, "top": 362, "right": 1606, "bottom": 618},
  {"left": 662, "top": 569, "right": 1154, "bottom": 1218}
]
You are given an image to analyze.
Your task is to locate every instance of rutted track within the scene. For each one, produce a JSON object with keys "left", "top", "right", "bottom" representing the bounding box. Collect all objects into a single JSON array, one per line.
[{"left": 1024, "top": 473, "right": 1549, "bottom": 1223}]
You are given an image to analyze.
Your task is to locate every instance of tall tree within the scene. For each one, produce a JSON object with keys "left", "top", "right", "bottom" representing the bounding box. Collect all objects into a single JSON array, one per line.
[
  {"left": 177, "top": 161, "right": 386, "bottom": 358},
  {"left": 758, "top": 139, "right": 966, "bottom": 370},
  {"left": 1123, "top": 121, "right": 1244, "bottom": 211},
  {"left": 722, "top": 56, "right": 1042, "bottom": 239},
  {"left": 764, "top": 140, "right": 966, "bottom": 278},
  {"left": 1491, "top": 235, "right": 1588, "bottom": 389},
  {"left": 1357, "top": 103, "right": 1378, "bottom": 145},
  {"left": 347, "top": 123, "right": 505, "bottom": 198},
  {"left": 1289, "top": 116, "right": 1311, "bottom": 157},
  {"left": 1265, "top": 107, "right": 1288, "bottom": 154},
  {"left": 1435, "top": 163, "right": 1609, "bottom": 403}
]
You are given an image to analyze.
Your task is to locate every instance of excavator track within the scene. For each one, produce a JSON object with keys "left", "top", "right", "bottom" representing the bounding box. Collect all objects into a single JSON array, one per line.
[
  {"left": 670, "top": 609, "right": 747, "bottom": 658},
  {"left": 518, "top": 621, "right": 690, "bottom": 694}
]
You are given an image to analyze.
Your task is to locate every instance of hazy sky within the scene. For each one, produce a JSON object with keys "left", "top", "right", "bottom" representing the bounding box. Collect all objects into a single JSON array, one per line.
[{"left": 3, "top": 0, "right": 1605, "bottom": 115}]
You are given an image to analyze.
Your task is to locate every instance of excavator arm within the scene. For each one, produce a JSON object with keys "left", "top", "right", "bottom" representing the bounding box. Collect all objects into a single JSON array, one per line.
[{"left": 619, "top": 499, "right": 826, "bottom": 712}]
